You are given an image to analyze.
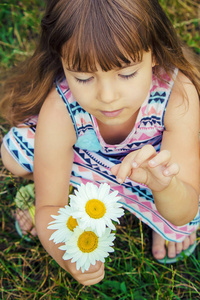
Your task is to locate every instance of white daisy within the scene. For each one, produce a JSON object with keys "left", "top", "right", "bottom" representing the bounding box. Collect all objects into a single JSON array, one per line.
[
  {"left": 59, "top": 227, "right": 115, "bottom": 272},
  {"left": 48, "top": 205, "right": 78, "bottom": 244},
  {"left": 69, "top": 183, "right": 124, "bottom": 237}
]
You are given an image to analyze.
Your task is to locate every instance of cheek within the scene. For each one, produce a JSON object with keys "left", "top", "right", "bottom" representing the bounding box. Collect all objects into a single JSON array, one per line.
[
  {"left": 70, "top": 88, "right": 93, "bottom": 111},
  {"left": 133, "top": 73, "right": 152, "bottom": 100},
  {"left": 72, "top": 92, "right": 87, "bottom": 107},
  {"left": 66, "top": 78, "right": 94, "bottom": 107},
  {"left": 66, "top": 81, "right": 85, "bottom": 104},
  {"left": 126, "top": 83, "right": 150, "bottom": 106}
]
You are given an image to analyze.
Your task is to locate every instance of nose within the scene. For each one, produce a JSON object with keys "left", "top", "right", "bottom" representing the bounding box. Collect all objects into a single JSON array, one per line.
[{"left": 97, "top": 79, "right": 119, "bottom": 104}]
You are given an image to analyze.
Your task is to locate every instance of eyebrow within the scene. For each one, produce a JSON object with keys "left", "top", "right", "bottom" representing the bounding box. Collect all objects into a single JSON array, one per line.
[{"left": 65, "top": 61, "right": 141, "bottom": 73}]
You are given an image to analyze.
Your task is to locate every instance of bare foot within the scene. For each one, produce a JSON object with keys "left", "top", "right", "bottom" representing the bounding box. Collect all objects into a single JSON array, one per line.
[
  {"left": 15, "top": 208, "right": 37, "bottom": 237},
  {"left": 152, "top": 230, "right": 196, "bottom": 260}
]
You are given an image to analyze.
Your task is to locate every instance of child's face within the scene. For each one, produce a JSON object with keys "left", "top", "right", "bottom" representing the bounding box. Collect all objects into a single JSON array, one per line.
[{"left": 62, "top": 51, "right": 155, "bottom": 127}]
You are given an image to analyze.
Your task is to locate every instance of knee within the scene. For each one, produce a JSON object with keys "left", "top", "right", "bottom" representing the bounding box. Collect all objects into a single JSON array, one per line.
[{"left": 1, "top": 143, "right": 31, "bottom": 177}]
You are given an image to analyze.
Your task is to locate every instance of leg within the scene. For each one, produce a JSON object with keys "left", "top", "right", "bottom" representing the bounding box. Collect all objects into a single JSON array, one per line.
[
  {"left": 1, "top": 143, "right": 36, "bottom": 236},
  {"left": 1, "top": 143, "right": 33, "bottom": 179}
]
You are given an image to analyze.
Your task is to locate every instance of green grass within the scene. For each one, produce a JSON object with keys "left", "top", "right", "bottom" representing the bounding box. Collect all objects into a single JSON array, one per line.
[
  {"left": 0, "top": 0, "right": 45, "bottom": 69},
  {"left": 159, "top": 0, "right": 200, "bottom": 54},
  {"left": 0, "top": 0, "right": 200, "bottom": 299},
  {"left": 0, "top": 179, "right": 200, "bottom": 299}
]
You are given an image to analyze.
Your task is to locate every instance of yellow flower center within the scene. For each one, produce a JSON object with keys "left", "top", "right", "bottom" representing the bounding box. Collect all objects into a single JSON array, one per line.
[
  {"left": 77, "top": 231, "right": 98, "bottom": 253},
  {"left": 67, "top": 216, "right": 78, "bottom": 231},
  {"left": 85, "top": 199, "right": 106, "bottom": 219}
]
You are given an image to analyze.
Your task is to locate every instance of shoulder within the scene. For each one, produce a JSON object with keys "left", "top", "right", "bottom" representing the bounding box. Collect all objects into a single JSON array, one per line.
[
  {"left": 41, "top": 86, "right": 68, "bottom": 117},
  {"left": 164, "top": 70, "right": 199, "bottom": 130},
  {"left": 36, "top": 86, "right": 77, "bottom": 145},
  {"left": 172, "top": 70, "right": 198, "bottom": 100}
]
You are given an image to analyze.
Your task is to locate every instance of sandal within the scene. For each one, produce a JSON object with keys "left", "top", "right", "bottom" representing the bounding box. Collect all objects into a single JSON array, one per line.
[
  {"left": 157, "top": 240, "right": 197, "bottom": 264},
  {"left": 14, "top": 183, "right": 36, "bottom": 242},
  {"left": 14, "top": 183, "right": 74, "bottom": 241},
  {"left": 15, "top": 205, "right": 35, "bottom": 242}
]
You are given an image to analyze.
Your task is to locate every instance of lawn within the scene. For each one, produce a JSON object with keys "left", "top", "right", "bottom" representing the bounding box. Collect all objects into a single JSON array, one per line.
[{"left": 0, "top": 0, "right": 200, "bottom": 299}]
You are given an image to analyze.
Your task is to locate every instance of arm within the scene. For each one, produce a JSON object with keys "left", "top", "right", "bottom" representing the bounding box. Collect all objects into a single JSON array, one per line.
[
  {"left": 34, "top": 88, "right": 104, "bottom": 285},
  {"left": 111, "top": 72, "right": 199, "bottom": 226},
  {"left": 153, "top": 72, "right": 199, "bottom": 224}
]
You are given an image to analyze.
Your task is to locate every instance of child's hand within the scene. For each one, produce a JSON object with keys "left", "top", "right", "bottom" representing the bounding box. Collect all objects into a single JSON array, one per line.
[
  {"left": 63, "top": 260, "right": 105, "bottom": 286},
  {"left": 111, "top": 145, "right": 180, "bottom": 192}
]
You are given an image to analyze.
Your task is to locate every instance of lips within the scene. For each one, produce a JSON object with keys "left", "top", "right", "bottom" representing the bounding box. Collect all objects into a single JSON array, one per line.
[{"left": 101, "top": 109, "right": 123, "bottom": 117}]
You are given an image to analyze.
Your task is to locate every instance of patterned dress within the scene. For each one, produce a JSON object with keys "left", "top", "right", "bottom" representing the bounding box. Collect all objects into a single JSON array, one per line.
[{"left": 3, "top": 68, "right": 200, "bottom": 242}]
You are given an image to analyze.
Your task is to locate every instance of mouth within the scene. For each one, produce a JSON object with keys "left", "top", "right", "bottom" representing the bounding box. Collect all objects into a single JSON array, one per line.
[{"left": 101, "top": 109, "right": 123, "bottom": 117}]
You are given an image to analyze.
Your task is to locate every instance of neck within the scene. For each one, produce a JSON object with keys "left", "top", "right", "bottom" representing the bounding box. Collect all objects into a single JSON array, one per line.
[{"left": 97, "top": 111, "right": 138, "bottom": 144}]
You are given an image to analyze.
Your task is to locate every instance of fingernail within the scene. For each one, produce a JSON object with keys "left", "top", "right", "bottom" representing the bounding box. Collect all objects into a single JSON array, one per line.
[
  {"left": 149, "top": 159, "right": 156, "bottom": 166},
  {"left": 132, "top": 162, "right": 138, "bottom": 168},
  {"left": 164, "top": 169, "right": 170, "bottom": 176},
  {"left": 117, "top": 177, "right": 123, "bottom": 184}
]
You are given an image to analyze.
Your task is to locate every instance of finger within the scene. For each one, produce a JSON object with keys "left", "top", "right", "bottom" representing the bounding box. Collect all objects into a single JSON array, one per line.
[
  {"left": 110, "top": 164, "right": 121, "bottom": 176},
  {"left": 81, "top": 271, "right": 105, "bottom": 286},
  {"left": 129, "top": 167, "right": 148, "bottom": 184},
  {"left": 132, "top": 145, "right": 156, "bottom": 168},
  {"left": 112, "top": 149, "right": 141, "bottom": 182},
  {"left": 76, "top": 262, "right": 105, "bottom": 286},
  {"left": 163, "top": 163, "right": 180, "bottom": 177},
  {"left": 71, "top": 260, "right": 103, "bottom": 276},
  {"left": 84, "top": 260, "right": 104, "bottom": 274},
  {"left": 148, "top": 150, "right": 171, "bottom": 168},
  {"left": 115, "top": 145, "right": 156, "bottom": 183},
  {"left": 115, "top": 154, "right": 135, "bottom": 183}
]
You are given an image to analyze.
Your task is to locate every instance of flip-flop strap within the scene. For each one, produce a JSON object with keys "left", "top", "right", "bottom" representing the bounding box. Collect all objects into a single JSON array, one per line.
[{"left": 28, "top": 205, "right": 35, "bottom": 226}]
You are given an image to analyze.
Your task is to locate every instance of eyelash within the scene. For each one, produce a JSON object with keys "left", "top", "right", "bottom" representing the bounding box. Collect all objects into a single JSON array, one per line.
[
  {"left": 119, "top": 72, "right": 137, "bottom": 80},
  {"left": 75, "top": 77, "right": 93, "bottom": 84},
  {"left": 75, "top": 71, "right": 137, "bottom": 84}
]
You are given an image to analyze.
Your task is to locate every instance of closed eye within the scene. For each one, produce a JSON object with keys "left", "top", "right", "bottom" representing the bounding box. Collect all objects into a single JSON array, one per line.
[
  {"left": 119, "top": 71, "right": 137, "bottom": 80},
  {"left": 75, "top": 77, "right": 93, "bottom": 84}
]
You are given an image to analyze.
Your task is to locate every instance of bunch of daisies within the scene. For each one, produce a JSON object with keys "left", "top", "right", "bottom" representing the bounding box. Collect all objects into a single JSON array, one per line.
[{"left": 48, "top": 182, "right": 124, "bottom": 272}]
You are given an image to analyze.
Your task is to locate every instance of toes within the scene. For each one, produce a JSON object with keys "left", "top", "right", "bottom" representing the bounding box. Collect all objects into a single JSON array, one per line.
[
  {"left": 176, "top": 242, "right": 182, "bottom": 254},
  {"left": 152, "top": 231, "right": 166, "bottom": 260},
  {"left": 189, "top": 231, "right": 196, "bottom": 245},
  {"left": 182, "top": 236, "right": 191, "bottom": 250},
  {"left": 30, "top": 227, "right": 37, "bottom": 237},
  {"left": 167, "top": 242, "right": 176, "bottom": 258},
  {"left": 15, "top": 208, "right": 37, "bottom": 236},
  {"left": 169, "top": 232, "right": 197, "bottom": 257},
  {"left": 152, "top": 231, "right": 197, "bottom": 261}
]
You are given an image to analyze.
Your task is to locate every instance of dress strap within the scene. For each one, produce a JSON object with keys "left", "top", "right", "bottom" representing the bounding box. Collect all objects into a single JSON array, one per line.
[{"left": 56, "top": 79, "right": 102, "bottom": 152}]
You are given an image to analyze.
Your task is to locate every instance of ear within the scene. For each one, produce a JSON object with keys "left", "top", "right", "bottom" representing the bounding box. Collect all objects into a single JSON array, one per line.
[{"left": 152, "top": 55, "right": 157, "bottom": 67}]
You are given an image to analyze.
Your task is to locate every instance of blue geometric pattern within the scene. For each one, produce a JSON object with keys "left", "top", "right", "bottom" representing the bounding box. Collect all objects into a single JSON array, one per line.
[{"left": 3, "top": 117, "right": 37, "bottom": 172}]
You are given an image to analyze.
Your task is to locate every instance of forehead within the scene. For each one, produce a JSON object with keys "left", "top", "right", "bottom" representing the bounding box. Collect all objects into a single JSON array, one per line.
[{"left": 62, "top": 40, "right": 144, "bottom": 72}]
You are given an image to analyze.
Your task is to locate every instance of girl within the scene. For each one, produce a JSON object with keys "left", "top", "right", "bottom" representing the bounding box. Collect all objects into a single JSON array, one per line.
[{"left": 1, "top": 0, "right": 200, "bottom": 286}]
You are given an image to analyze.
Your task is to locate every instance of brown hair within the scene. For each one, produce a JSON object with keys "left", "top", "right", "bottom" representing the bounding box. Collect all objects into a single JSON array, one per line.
[{"left": 1, "top": 0, "right": 199, "bottom": 126}]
